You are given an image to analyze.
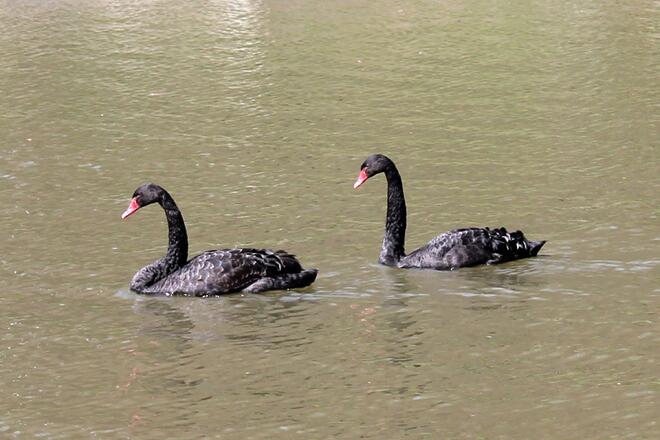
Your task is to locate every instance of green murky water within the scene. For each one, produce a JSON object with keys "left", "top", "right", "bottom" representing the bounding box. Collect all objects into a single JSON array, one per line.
[{"left": 1, "top": 1, "right": 658, "bottom": 438}]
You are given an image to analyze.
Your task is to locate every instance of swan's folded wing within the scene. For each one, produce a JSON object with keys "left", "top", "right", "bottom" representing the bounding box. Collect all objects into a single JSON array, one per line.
[{"left": 157, "top": 248, "right": 304, "bottom": 296}]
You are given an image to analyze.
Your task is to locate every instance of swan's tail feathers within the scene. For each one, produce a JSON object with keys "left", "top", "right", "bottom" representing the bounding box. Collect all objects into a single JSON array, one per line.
[
  {"left": 528, "top": 240, "right": 546, "bottom": 257},
  {"left": 491, "top": 228, "right": 546, "bottom": 260},
  {"left": 243, "top": 269, "right": 318, "bottom": 293},
  {"left": 273, "top": 250, "right": 303, "bottom": 273},
  {"left": 289, "top": 269, "right": 318, "bottom": 288}
]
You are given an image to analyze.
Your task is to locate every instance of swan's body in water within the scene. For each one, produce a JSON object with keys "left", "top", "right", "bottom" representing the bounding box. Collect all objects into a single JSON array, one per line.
[
  {"left": 121, "top": 183, "right": 317, "bottom": 296},
  {"left": 354, "top": 154, "right": 545, "bottom": 270}
]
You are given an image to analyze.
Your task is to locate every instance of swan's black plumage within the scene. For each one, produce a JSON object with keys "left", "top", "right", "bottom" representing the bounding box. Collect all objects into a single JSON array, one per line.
[
  {"left": 354, "top": 154, "right": 545, "bottom": 270},
  {"left": 122, "top": 183, "right": 317, "bottom": 295}
]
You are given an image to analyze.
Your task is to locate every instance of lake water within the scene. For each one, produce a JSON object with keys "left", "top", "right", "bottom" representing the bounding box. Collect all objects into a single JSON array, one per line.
[{"left": 1, "top": 0, "right": 658, "bottom": 438}]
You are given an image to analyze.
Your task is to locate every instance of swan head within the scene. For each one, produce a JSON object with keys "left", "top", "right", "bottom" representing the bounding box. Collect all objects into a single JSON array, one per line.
[
  {"left": 354, "top": 154, "right": 394, "bottom": 188},
  {"left": 121, "top": 183, "right": 167, "bottom": 219}
]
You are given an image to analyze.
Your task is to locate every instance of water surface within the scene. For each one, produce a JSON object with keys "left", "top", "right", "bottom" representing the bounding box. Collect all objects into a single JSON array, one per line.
[{"left": 1, "top": 0, "right": 658, "bottom": 438}]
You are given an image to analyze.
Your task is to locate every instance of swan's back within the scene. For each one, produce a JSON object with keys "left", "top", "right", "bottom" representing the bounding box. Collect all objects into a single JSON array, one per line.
[
  {"left": 401, "top": 227, "right": 545, "bottom": 270},
  {"left": 139, "top": 248, "right": 312, "bottom": 296}
]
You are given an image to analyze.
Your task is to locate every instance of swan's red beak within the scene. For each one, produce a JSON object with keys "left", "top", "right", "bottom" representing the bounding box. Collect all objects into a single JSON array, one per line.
[
  {"left": 353, "top": 169, "right": 369, "bottom": 189},
  {"left": 121, "top": 197, "right": 141, "bottom": 219}
]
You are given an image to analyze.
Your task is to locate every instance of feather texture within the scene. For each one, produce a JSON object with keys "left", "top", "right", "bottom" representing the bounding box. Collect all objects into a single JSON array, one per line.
[{"left": 401, "top": 227, "right": 545, "bottom": 270}]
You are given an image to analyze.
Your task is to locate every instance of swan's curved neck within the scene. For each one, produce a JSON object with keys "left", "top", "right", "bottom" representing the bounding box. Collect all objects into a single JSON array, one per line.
[
  {"left": 381, "top": 166, "right": 406, "bottom": 265},
  {"left": 130, "top": 192, "right": 188, "bottom": 292},
  {"left": 162, "top": 193, "right": 189, "bottom": 269}
]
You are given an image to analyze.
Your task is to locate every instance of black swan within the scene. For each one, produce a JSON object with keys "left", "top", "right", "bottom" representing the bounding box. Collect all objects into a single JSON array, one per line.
[
  {"left": 353, "top": 154, "right": 546, "bottom": 270},
  {"left": 121, "top": 183, "right": 317, "bottom": 295}
]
